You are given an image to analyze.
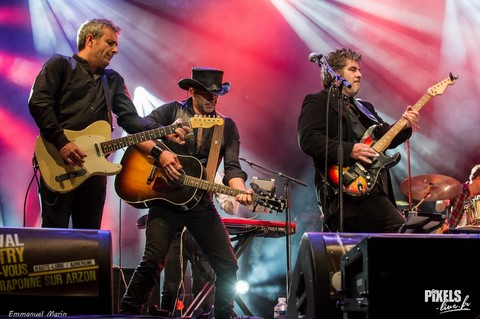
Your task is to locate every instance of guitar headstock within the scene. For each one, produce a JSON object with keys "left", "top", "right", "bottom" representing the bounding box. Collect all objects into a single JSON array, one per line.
[
  {"left": 427, "top": 73, "right": 458, "bottom": 96},
  {"left": 189, "top": 116, "right": 224, "bottom": 128},
  {"left": 253, "top": 190, "right": 287, "bottom": 213}
]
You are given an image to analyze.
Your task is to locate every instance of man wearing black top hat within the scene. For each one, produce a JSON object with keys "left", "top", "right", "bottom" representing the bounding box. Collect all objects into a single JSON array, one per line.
[{"left": 120, "top": 67, "right": 253, "bottom": 319}]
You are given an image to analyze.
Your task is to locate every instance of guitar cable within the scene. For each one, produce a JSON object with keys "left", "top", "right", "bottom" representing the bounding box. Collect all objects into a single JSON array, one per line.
[
  {"left": 115, "top": 196, "right": 127, "bottom": 314},
  {"left": 23, "top": 155, "right": 42, "bottom": 227}
]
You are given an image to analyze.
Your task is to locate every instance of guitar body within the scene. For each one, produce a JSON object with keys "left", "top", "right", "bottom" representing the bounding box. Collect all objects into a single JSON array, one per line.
[
  {"left": 114, "top": 145, "right": 205, "bottom": 210},
  {"left": 34, "top": 121, "right": 121, "bottom": 193},
  {"left": 328, "top": 152, "right": 401, "bottom": 197},
  {"left": 328, "top": 125, "right": 401, "bottom": 197},
  {"left": 115, "top": 145, "right": 287, "bottom": 212}
]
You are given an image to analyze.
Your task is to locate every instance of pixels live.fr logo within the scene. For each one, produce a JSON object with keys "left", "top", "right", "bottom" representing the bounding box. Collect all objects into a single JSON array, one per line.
[{"left": 425, "top": 289, "right": 471, "bottom": 315}]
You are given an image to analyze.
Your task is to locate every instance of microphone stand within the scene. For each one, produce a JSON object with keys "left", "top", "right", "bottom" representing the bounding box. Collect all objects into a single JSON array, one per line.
[
  {"left": 311, "top": 55, "right": 351, "bottom": 232},
  {"left": 240, "top": 158, "right": 307, "bottom": 298}
]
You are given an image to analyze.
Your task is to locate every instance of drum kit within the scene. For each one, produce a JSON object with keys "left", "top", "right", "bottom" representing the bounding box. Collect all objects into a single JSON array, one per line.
[
  {"left": 398, "top": 174, "right": 466, "bottom": 232},
  {"left": 399, "top": 174, "right": 462, "bottom": 207}
]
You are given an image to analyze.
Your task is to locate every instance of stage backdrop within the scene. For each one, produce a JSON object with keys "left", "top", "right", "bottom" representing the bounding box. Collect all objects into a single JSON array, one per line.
[{"left": 1, "top": 0, "right": 479, "bottom": 318}]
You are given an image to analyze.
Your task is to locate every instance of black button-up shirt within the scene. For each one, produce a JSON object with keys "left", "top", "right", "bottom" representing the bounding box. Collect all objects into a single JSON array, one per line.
[{"left": 28, "top": 53, "right": 156, "bottom": 150}]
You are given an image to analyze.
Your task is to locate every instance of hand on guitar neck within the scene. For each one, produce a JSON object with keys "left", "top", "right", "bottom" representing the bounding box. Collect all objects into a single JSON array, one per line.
[
  {"left": 226, "top": 177, "right": 255, "bottom": 208},
  {"left": 401, "top": 105, "right": 420, "bottom": 130},
  {"left": 351, "top": 105, "right": 418, "bottom": 165},
  {"left": 163, "top": 118, "right": 193, "bottom": 146},
  {"left": 135, "top": 117, "right": 193, "bottom": 177}
]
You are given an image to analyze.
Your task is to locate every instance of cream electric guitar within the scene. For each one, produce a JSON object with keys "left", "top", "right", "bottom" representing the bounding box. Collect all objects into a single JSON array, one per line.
[{"left": 34, "top": 117, "right": 224, "bottom": 193}]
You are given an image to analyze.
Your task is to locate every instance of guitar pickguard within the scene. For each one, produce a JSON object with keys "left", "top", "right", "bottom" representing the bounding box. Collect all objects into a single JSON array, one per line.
[
  {"left": 115, "top": 145, "right": 205, "bottom": 210},
  {"left": 337, "top": 152, "right": 401, "bottom": 197}
]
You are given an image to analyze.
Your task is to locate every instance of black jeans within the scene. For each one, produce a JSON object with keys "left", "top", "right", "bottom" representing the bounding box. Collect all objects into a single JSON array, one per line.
[
  {"left": 39, "top": 176, "right": 106, "bottom": 229},
  {"left": 121, "top": 197, "right": 238, "bottom": 319},
  {"left": 324, "top": 185, "right": 405, "bottom": 233},
  {"left": 161, "top": 229, "right": 215, "bottom": 315}
]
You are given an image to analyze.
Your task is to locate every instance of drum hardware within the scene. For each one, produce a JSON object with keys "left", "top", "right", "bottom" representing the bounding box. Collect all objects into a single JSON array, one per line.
[
  {"left": 398, "top": 211, "right": 445, "bottom": 233},
  {"left": 395, "top": 200, "right": 409, "bottom": 207},
  {"left": 397, "top": 174, "right": 460, "bottom": 233},
  {"left": 399, "top": 174, "right": 462, "bottom": 211},
  {"left": 464, "top": 195, "right": 480, "bottom": 226}
]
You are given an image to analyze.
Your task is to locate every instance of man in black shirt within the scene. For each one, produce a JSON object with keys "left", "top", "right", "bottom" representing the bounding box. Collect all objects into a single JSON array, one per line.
[{"left": 28, "top": 18, "right": 169, "bottom": 229}]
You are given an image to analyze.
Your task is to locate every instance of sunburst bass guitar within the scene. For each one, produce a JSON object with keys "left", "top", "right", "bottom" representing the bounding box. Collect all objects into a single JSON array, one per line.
[
  {"left": 35, "top": 117, "right": 224, "bottom": 193},
  {"left": 328, "top": 73, "right": 458, "bottom": 198},
  {"left": 114, "top": 143, "right": 287, "bottom": 212}
]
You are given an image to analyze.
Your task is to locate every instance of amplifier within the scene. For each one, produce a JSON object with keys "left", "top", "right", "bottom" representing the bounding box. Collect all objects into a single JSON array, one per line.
[{"left": 341, "top": 234, "right": 480, "bottom": 319}]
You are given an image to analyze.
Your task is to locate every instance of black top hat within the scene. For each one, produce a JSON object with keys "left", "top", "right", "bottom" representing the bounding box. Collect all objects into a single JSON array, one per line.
[{"left": 178, "top": 67, "right": 231, "bottom": 96}]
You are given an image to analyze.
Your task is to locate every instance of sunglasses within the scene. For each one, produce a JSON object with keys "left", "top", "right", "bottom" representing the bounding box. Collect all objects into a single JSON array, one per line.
[{"left": 194, "top": 89, "right": 217, "bottom": 101}]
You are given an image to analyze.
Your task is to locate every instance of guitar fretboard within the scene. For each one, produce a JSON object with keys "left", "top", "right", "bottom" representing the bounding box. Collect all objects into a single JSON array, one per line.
[
  {"left": 183, "top": 175, "right": 257, "bottom": 200},
  {"left": 99, "top": 116, "right": 224, "bottom": 154},
  {"left": 372, "top": 93, "right": 431, "bottom": 153},
  {"left": 100, "top": 125, "right": 179, "bottom": 153}
]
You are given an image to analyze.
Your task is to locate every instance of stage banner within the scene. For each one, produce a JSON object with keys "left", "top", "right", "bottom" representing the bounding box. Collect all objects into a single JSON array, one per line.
[{"left": 0, "top": 227, "right": 112, "bottom": 316}]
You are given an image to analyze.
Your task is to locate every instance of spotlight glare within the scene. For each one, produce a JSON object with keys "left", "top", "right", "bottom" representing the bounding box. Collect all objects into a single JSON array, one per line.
[{"left": 236, "top": 280, "right": 249, "bottom": 295}]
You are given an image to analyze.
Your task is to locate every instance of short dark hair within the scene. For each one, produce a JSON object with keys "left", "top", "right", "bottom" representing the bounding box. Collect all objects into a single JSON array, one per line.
[
  {"left": 322, "top": 48, "right": 362, "bottom": 88},
  {"left": 470, "top": 164, "right": 480, "bottom": 181},
  {"left": 77, "top": 18, "right": 121, "bottom": 51}
]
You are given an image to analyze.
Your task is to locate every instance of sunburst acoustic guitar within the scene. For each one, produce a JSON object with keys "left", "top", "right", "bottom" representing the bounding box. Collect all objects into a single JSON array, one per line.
[{"left": 114, "top": 142, "right": 286, "bottom": 212}]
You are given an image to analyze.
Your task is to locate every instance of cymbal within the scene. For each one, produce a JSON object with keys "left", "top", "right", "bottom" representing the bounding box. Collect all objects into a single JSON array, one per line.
[{"left": 400, "top": 174, "right": 462, "bottom": 201}]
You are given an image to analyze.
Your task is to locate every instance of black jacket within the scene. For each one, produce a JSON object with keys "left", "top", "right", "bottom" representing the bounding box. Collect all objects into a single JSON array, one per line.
[{"left": 297, "top": 88, "right": 412, "bottom": 207}]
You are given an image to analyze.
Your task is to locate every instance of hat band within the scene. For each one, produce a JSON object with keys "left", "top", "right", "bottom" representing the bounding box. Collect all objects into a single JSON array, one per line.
[{"left": 205, "top": 83, "right": 221, "bottom": 92}]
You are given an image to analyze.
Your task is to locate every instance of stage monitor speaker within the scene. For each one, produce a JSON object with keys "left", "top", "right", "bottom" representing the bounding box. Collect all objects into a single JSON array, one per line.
[
  {"left": 0, "top": 227, "right": 112, "bottom": 317},
  {"left": 341, "top": 233, "right": 480, "bottom": 319},
  {"left": 286, "top": 232, "right": 369, "bottom": 319}
]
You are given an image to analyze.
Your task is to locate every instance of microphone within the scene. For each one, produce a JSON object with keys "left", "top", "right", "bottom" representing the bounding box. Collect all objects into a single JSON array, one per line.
[{"left": 309, "top": 52, "right": 323, "bottom": 63}]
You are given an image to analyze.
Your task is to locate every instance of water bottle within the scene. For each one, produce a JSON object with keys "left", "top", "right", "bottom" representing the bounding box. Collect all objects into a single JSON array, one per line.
[{"left": 273, "top": 296, "right": 287, "bottom": 319}]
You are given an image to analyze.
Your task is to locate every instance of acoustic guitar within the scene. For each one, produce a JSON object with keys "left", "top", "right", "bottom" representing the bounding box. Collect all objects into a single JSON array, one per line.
[{"left": 114, "top": 143, "right": 286, "bottom": 212}]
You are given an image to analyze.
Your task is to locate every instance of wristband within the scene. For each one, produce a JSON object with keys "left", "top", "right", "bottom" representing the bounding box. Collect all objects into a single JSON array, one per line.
[{"left": 150, "top": 145, "right": 164, "bottom": 158}]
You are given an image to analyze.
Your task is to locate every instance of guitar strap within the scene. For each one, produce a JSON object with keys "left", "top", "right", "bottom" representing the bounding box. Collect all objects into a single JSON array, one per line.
[
  {"left": 353, "top": 99, "right": 379, "bottom": 123},
  {"left": 101, "top": 74, "right": 114, "bottom": 131},
  {"left": 204, "top": 115, "right": 224, "bottom": 182}
]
